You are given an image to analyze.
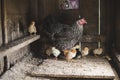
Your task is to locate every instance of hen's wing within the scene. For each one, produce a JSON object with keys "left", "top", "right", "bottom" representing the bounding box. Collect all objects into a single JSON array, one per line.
[
  {"left": 53, "top": 23, "right": 83, "bottom": 50},
  {"left": 54, "top": 24, "right": 78, "bottom": 39}
]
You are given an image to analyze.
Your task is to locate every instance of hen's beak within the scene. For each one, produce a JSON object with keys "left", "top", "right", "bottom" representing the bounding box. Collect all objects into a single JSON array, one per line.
[
  {"left": 80, "top": 18, "right": 87, "bottom": 25},
  {"left": 82, "top": 18, "right": 87, "bottom": 24},
  {"left": 85, "top": 21, "right": 87, "bottom": 24}
]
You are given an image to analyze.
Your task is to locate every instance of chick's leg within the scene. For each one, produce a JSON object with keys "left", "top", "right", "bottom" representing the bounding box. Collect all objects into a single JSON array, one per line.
[
  {"left": 71, "top": 59, "right": 75, "bottom": 62},
  {"left": 55, "top": 57, "right": 58, "bottom": 60},
  {"left": 67, "top": 59, "right": 75, "bottom": 62},
  {"left": 94, "top": 54, "right": 98, "bottom": 57}
]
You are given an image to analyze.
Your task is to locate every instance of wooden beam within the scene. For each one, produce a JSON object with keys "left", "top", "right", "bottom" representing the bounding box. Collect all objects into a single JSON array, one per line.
[
  {"left": 0, "top": 35, "right": 40, "bottom": 58},
  {"left": 0, "top": 0, "right": 2, "bottom": 46},
  {"left": 1, "top": 0, "right": 8, "bottom": 44},
  {"left": 81, "top": 35, "right": 106, "bottom": 43}
]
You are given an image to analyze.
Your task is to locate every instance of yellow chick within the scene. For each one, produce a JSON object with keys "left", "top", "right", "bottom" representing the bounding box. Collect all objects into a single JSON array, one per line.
[
  {"left": 93, "top": 48, "right": 103, "bottom": 57},
  {"left": 81, "top": 47, "right": 89, "bottom": 57},
  {"left": 105, "top": 56, "right": 111, "bottom": 61},
  {"left": 51, "top": 47, "right": 61, "bottom": 60},
  {"left": 74, "top": 45, "right": 80, "bottom": 50},
  {"left": 66, "top": 49, "right": 77, "bottom": 62},
  {"left": 63, "top": 49, "right": 69, "bottom": 57},
  {"left": 28, "top": 21, "right": 37, "bottom": 35}
]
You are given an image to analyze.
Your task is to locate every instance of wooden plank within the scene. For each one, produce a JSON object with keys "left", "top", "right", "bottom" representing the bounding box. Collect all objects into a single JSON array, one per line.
[
  {"left": 0, "top": 0, "right": 2, "bottom": 46},
  {"left": 0, "top": 35, "right": 40, "bottom": 58},
  {"left": 2, "top": 0, "right": 8, "bottom": 44},
  {"left": 115, "top": 0, "right": 120, "bottom": 52},
  {"left": 0, "top": 57, "right": 4, "bottom": 75},
  {"left": 29, "top": 57, "right": 115, "bottom": 79},
  {"left": 81, "top": 35, "right": 106, "bottom": 43}
]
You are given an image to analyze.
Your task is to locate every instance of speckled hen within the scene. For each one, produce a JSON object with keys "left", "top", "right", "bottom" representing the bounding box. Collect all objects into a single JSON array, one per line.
[{"left": 43, "top": 15, "right": 87, "bottom": 50}]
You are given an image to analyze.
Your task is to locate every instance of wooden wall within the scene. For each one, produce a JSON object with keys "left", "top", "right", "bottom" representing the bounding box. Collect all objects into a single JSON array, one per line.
[
  {"left": 0, "top": 0, "right": 40, "bottom": 75},
  {"left": 105, "top": 0, "right": 115, "bottom": 53},
  {"left": 4, "top": 0, "right": 30, "bottom": 43},
  {"left": 0, "top": 0, "right": 2, "bottom": 46},
  {"left": 80, "top": 0, "right": 98, "bottom": 35},
  {"left": 115, "top": 0, "right": 120, "bottom": 51},
  {"left": 37, "top": 0, "right": 57, "bottom": 23},
  {"left": 37, "top": 0, "right": 107, "bottom": 51}
]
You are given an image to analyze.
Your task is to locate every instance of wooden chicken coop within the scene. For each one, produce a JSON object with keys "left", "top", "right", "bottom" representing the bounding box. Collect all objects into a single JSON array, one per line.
[{"left": 0, "top": 0, "right": 120, "bottom": 80}]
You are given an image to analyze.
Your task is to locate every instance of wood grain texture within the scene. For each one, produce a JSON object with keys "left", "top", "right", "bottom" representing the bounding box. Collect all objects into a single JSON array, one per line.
[
  {"left": 4, "top": 0, "right": 30, "bottom": 43},
  {"left": 0, "top": 35, "right": 40, "bottom": 58},
  {"left": 115, "top": 0, "right": 120, "bottom": 51},
  {"left": 0, "top": 0, "right": 2, "bottom": 46}
]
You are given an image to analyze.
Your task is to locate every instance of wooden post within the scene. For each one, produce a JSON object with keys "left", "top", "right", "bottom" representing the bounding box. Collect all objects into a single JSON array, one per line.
[
  {"left": 98, "top": 0, "right": 101, "bottom": 48},
  {"left": 0, "top": 0, "right": 2, "bottom": 46},
  {"left": 1, "top": 0, "right": 8, "bottom": 44}
]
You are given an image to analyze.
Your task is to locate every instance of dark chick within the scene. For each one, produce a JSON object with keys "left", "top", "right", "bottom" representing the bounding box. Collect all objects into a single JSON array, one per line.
[
  {"left": 73, "top": 45, "right": 82, "bottom": 59},
  {"left": 75, "top": 49, "right": 82, "bottom": 59}
]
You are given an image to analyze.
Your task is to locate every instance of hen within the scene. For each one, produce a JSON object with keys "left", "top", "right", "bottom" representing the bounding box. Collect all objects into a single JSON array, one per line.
[
  {"left": 46, "top": 47, "right": 52, "bottom": 57},
  {"left": 43, "top": 15, "right": 87, "bottom": 50}
]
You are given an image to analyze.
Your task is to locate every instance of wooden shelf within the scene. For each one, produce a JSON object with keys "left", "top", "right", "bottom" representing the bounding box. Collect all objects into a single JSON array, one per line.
[
  {"left": 0, "top": 35, "right": 40, "bottom": 58},
  {"left": 29, "top": 57, "right": 115, "bottom": 79}
]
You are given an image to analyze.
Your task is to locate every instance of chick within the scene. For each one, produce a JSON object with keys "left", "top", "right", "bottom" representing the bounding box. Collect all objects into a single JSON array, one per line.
[
  {"left": 74, "top": 45, "right": 81, "bottom": 49},
  {"left": 81, "top": 47, "right": 89, "bottom": 57},
  {"left": 66, "top": 49, "right": 77, "bottom": 62},
  {"left": 73, "top": 45, "right": 82, "bottom": 59},
  {"left": 93, "top": 48, "right": 103, "bottom": 57},
  {"left": 105, "top": 56, "right": 111, "bottom": 61},
  {"left": 28, "top": 21, "right": 37, "bottom": 35},
  {"left": 63, "top": 49, "right": 69, "bottom": 57},
  {"left": 46, "top": 47, "right": 52, "bottom": 57},
  {"left": 51, "top": 47, "right": 61, "bottom": 60}
]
